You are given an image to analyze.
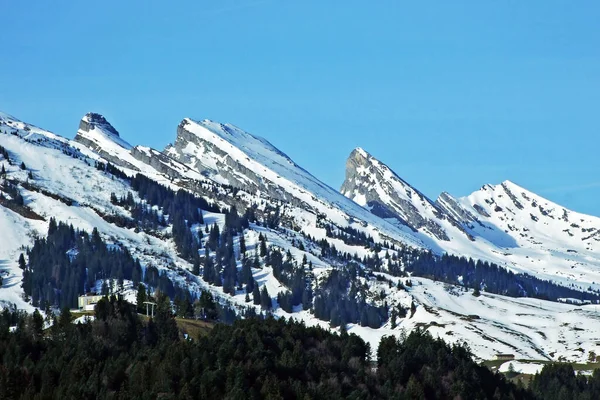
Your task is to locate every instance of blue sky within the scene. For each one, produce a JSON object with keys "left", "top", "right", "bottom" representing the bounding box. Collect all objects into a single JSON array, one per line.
[{"left": 1, "top": 1, "right": 599, "bottom": 214}]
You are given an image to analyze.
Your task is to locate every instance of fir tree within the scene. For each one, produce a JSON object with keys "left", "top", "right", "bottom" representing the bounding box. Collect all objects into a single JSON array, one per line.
[
  {"left": 18, "top": 253, "right": 26, "bottom": 270},
  {"left": 136, "top": 283, "right": 147, "bottom": 314},
  {"left": 252, "top": 285, "right": 261, "bottom": 306},
  {"left": 259, "top": 234, "right": 267, "bottom": 257},
  {"left": 260, "top": 286, "right": 271, "bottom": 310}
]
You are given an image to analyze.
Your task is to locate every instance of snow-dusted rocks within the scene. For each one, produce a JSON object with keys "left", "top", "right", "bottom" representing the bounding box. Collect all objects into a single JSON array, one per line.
[
  {"left": 74, "top": 112, "right": 139, "bottom": 170},
  {"left": 341, "top": 147, "right": 470, "bottom": 241},
  {"left": 342, "top": 146, "right": 600, "bottom": 294},
  {"left": 2, "top": 109, "right": 600, "bottom": 364},
  {"left": 164, "top": 118, "right": 423, "bottom": 248}
]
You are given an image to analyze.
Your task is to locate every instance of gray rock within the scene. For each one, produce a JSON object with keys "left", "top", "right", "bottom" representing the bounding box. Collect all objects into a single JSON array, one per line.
[{"left": 340, "top": 148, "right": 471, "bottom": 241}]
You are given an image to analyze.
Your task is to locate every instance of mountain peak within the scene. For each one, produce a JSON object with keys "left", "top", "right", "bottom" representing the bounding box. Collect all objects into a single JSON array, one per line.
[
  {"left": 76, "top": 113, "right": 131, "bottom": 150},
  {"left": 350, "top": 147, "right": 369, "bottom": 157},
  {"left": 81, "top": 112, "right": 121, "bottom": 138},
  {"left": 341, "top": 149, "right": 469, "bottom": 241}
]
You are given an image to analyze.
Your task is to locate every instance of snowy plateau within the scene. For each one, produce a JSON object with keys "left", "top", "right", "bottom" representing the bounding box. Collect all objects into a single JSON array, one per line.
[{"left": 0, "top": 110, "right": 599, "bottom": 364}]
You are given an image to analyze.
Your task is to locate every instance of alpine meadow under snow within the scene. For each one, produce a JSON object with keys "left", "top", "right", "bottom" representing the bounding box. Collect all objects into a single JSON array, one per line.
[{"left": 0, "top": 109, "right": 599, "bottom": 365}]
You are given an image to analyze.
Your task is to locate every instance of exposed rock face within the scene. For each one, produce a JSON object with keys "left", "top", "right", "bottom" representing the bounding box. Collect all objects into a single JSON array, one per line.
[
  {"left": 435, "top": 192, "right": 480, "bottom": 228},
  {"left": 341, "top": 148, "right": 471, "bottom": 241},
  {"left": 77, "top": 113, "right": 120, "bottom": 137},
  {"left": 74, "top": 113, "right": 140, "bottom": 171},
  {"left": 164, "top": 119, "right": 307, "bottom": 208},
  {"left": 131, "top": 146, "right": 192, "bottom": 180}
]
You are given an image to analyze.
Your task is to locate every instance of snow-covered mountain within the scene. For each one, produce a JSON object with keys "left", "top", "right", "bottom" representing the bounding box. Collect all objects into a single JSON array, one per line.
[
  {"left": 1, "top": 110, "right": 599, "bottom": 364},
  {"left": 162, "top": 118, "right": 423, "bottom": 248},
  {"left": 341, "top": 148, "right": 600, "bottom": 293},
  {"left": 341, "top": 147, "right": 471, "bottom": 242}
]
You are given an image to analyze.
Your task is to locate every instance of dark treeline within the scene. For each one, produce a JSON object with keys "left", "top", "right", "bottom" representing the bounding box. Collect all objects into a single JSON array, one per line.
[
  {"left": 22, "top": 218, "right": 143, "bottom": 309},
  {"left": 324, "top": 223, "right": 375, "bottom": 247},
  {"left": 110, "top": 191, "right": 167, "bottom": 231},
  {"left": 0, "top": 180, "right": 24, "bottom": 206},
  {"left": 131, "top": 173, "right": 220, "bottom": 221},
  {"left": 268, "top": 248, "right": 312, "bottom": 313},
  {"left": 94, "top": 161, "right": 128, "bottom": 180},
  {"left": 0, "top": 299, "right": 547, "bottom": 400},
  {"left": 128, "top": 173, "right": 252, "bottom": 264},
  {"left": 0, "top": 144, "right": 10, "bottom": 164},
  {"left": 313, "top": 264, "right": 389, "bottom": 329},
  {"left": 395, "top": 250, "right": 600, "bottom": 302},
  {"left": 200, "top": 212, "right": 250, "bottom": 294},
  {"left": 529, "top": 363, "right": 600, "bottom": 400}
]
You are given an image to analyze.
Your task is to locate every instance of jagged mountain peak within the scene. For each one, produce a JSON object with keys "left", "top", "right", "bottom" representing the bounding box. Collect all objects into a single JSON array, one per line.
[
  {"left": 341, "top": 148, "right": 469, "bottom": 242},
  {"left": 3, "top": 108, "right": 600, "bottom": 365},
  {"left": 81, "top": 112, "right": 121, "bottom": 137},
  {"left": 163, "top": 117, "right": 424, "bottom": 248},
  {"left": 77, "top": 112, "right": 130, "bottom": 149},
  {"left": 176, "top": 117, "right": 298, "bottom": 169}
]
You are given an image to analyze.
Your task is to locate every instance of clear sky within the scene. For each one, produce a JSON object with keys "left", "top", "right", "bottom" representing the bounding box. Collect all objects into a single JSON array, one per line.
[{"left": 1, "top": 1, "right": 599, "bottom": 214}]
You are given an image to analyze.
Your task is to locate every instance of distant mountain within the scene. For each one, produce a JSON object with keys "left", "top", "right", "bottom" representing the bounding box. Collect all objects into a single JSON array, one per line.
[
  {"left": 1, "top": 110, "right": 599, "bottom": 363},
  {"left": 341, "top": 147, "right": 470, "bottom": 241},
  {"left": 341, "top": 148, "right": 600, "bottom": 293}
]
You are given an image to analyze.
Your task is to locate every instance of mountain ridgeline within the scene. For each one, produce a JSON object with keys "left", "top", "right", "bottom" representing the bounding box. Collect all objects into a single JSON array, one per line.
[{"left": 0, "top": 110, "right": 599, "bottom": 365}]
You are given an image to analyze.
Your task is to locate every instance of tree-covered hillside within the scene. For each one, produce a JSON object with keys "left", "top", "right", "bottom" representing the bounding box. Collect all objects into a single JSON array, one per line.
[{"left": 0, "top": 298, "right": 537, "bottom": 400}]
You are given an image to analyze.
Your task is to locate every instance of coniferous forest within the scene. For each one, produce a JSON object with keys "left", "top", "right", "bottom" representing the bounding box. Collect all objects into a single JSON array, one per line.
[{"left": 0, "top": 298, "right": 598, "bottom": 399}]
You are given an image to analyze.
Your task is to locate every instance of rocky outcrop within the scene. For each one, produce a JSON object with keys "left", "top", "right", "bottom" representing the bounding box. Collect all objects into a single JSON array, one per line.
[
  {"left": 77, "top": 113, "right": 120, "bottom": 137},
  {"left": 341, "top": 148, "right": 472, "bottom": 241},
  {"left": 131, "top": 146, "right": 193, "bottom": 180},
  {"left": 74, "top": 113, "right": 140, "bottom": 171},
  {"left": 164, "top": 119, "right": 308, "bottom": 208},
  {"left": 435, "top": 192, "right": 480, "bottom": 228}
]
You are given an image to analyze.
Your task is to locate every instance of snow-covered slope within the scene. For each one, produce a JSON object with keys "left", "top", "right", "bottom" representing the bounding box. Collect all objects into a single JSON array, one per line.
[
  {"left": 439, "top": 181, "right": 600, "bottom": 291},
  {"left": 341, "top": 148, "right": 600, "bottom": 293},
  {"left": 163, "top": 118, "right": 423, "bottom": 248},
  {"left": 2, "top": 110, "right": 600, "bottom": 364},
  {"left": 341, "top": 147, "right": 471, "bottom": 242}
]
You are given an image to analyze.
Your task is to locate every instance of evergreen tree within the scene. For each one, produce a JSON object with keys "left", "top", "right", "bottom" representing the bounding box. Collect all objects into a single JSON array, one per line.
[
  {"left": 410, "top": 301, "right": 417, "bottom": 318},
  {"left": 192, "top": 256, "right": 200, "bottom": 276},
  {"left": 252, "top": 285, "right": 261, "bottom": 306},
  {"left": 259, "top": 234, "right": 267, "bottom": 257},
  {"left": 239, "top": 234, "right": 246, "bottom": 259},
  {"left": 155, "top": 291, "right": 178, "bottom": 341},
  {"left": 136, "top": 283, "right": 147, "bottom": 314},
  {"left": 260, "top": 286, "right": 271, "bottom": 310}
]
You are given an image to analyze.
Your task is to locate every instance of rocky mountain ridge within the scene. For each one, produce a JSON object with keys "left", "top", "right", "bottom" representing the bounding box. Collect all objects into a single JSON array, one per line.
[{"left": 1, "top": 110, "right": 599, "bottom": 363}]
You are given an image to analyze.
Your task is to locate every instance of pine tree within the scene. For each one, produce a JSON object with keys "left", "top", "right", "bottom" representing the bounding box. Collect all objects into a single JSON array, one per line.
[
  {"left": 18, "top": 253, "right": 26, "bottom": 270},
  {"left": 192, "top": 257, "right": 200, "bottom": 276},
  {"left": 259, "top": 234, "right": 267, "bottom": 257},
  {"left": 260, "top": 286, "right": 271, "bottom": 310},
  {"left": 239, "top": 234, "right": 246, "bottom": 259},
  {"left": 136, "top": 283, "right": 147, "bottom": 313},
  {"left": 252, "top": 285, "right": 261, "bottom": 306},
  {"left": 20, "top": 161, "right": 26, "bottom": 170},
  {"left": 0, "top": 164, "right": 5, "bottom": 177},
  {"left": 410, "top": 301, "right": 417, "bottom": 318}
]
